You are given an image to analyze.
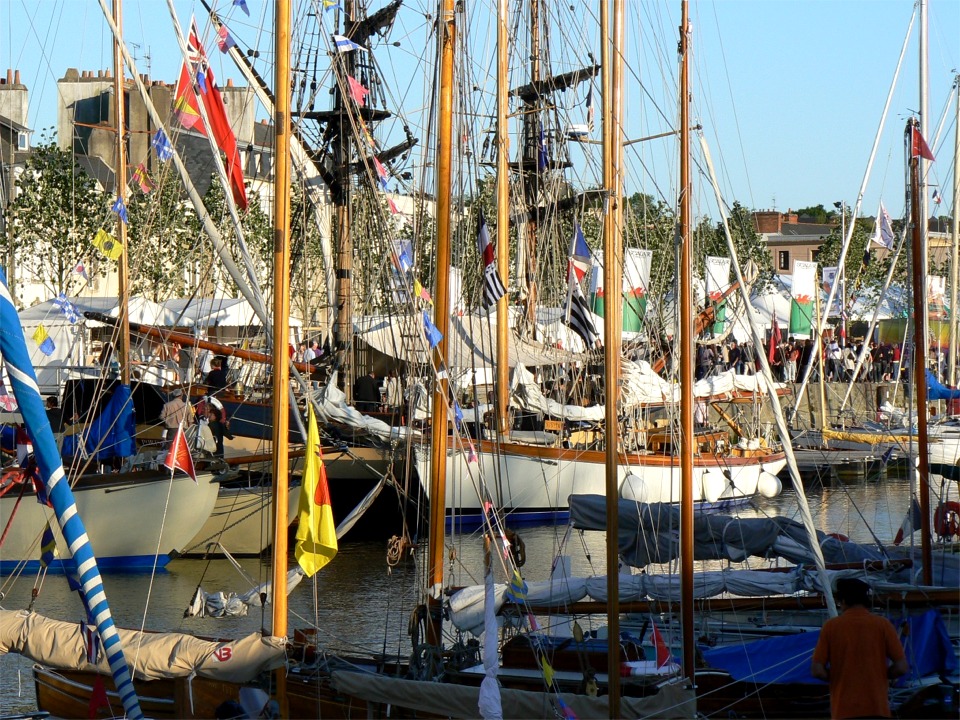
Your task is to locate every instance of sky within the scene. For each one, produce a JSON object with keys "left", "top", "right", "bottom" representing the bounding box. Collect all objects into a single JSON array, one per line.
[{"left": 1, "top": 0, "right": 958, "bottom": 221}]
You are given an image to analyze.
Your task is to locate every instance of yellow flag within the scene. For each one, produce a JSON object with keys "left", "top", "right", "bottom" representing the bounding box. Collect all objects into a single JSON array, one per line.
[
  {"left": 92, "top": 228, "right": 123, "bottom": 260},
  {"left": 33, "top": 323, "right": 55, "bottom": 356},
  {"left": 540, "top": 654, "right": 555, "bottom": 687},
  {"left": 295, "top": 405, "right": 338, "bottom": 576},
  {"left": 32, "top": 324, "right": 49, "bottom": 346}
]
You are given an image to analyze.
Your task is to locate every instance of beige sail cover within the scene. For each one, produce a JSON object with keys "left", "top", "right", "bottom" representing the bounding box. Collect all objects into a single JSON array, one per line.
[
  {"left": 330, "top": 670, "right": 696, "bottom": 719},
  {"left": 0, "top": 610, "right": 285, "bottom": 682}
]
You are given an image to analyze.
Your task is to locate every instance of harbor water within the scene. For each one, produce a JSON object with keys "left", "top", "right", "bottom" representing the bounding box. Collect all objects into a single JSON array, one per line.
[{"left": 0, "top": 465, "right": 931, "bottom": 715}]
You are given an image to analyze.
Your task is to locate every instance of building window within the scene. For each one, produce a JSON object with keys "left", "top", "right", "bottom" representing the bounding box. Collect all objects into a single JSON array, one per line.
[
  {"left": 811, "top": 249, "right": 820, "bottom": 262},
  {"left": 778, "top": 251, "right": 790, "bottom": 271},
  {"left": 17, "top": 131, "right": 28, "bottom": 151}
]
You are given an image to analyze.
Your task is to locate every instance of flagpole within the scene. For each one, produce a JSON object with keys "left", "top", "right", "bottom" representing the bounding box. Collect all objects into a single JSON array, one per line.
[{"left": 112, "top": 0, "right": 130, "bottom": 385}]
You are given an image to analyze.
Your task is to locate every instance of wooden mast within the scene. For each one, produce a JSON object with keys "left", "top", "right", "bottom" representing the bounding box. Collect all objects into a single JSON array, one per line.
[
  {"left": 907, "top": 117, "right": 934, "bottom": 585},
  {"left": 425, "top": 0, "right": 456, "bottom": 644},
  {"left": 334, "top": 0, "right": 356, "bottom": 401},
  {"left": 948, "top": 73, "right": 960, "bottom": 387},
  {"left": 112, "top": 0, "right": 130, "bottom": 385},
  {"left": 678, "top": 0, "right": 696, "bottom": 683},
  {"left": 600, "top": 0, "right": 622, "bottom": 714},
  {"left": 521, "top": 0, "right": 542, "bottom": 332},
  {"left": 495, "top": 0, "right": 510, "bottom": 434},
  {"left": 271, "top": 0, "right": 292, "bottom": 683}
]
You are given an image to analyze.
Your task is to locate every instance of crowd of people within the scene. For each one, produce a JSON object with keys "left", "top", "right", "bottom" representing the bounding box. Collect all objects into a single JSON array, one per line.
[{"left": 695, "top": 336, "right": 917, "bottom": 384}]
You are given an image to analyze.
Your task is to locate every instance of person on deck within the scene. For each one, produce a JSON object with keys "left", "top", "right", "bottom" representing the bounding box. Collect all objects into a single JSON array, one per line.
[
  {"left": 205, "top": 358, "right": 230, "bottom": 394},
  {"left": 354, "top": 370, "right": 381, "bottom": 412},
  {"left": 206, "top": 406, "right": 233, "bottom": 458},
  {"left": 160, "top": 388, "right": 195, "bottom": 445},
  {"left": 45, "top": 396, "right": 65, "bottom": 450},
  {"left": 811, "top": 578, "right": 908, "bottom": 720}
]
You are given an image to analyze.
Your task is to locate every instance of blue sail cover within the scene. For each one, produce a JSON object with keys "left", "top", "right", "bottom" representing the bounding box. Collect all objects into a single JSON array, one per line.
[
  {"left": 0, "top": 269, "right": 144, "bottom": 720},
  {"left": 703, "top": 609, "right": 958, "bottom": 685},
  {"left": 926, "top": 370, "right": 960, "bottom": 400},
  {"left": 61, "top": 384, "right": 136, "bottom": 460}
]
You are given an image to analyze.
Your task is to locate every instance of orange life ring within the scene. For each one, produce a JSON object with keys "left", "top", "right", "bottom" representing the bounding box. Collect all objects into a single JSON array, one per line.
[{"left": 934, "top": 502, "right": 960, "bottom": 538}]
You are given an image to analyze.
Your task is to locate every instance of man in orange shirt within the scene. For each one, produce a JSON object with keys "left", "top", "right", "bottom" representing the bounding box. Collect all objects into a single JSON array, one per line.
[{"left": 811, "top": 578, "right": 909, "bottom": 719}]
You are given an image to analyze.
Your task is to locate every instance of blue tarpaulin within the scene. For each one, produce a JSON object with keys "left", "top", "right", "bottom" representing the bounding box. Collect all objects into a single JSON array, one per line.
[
  {"left": 926, "top": 370, "right": 960, "bottom": 400},
  {"left": 61, "top": 384, "right": 136, "bottom": 460},
  {"left": 703, "top": 610, "right": 958, "bottom": 685}
]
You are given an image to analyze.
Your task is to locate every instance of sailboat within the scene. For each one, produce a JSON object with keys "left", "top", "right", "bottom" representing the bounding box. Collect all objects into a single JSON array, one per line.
[
  {"left": 24, "top": 2, "right": 297, "bottom": 716},
  {"left": 0, "top": 0, "right": 221, "bottom": 573}
]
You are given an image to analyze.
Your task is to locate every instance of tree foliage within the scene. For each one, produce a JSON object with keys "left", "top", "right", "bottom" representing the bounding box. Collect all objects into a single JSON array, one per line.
[
  {"left": 5, "top": 133, "right": 102, "bottom": 303},
  {"left": 695, "top": 201, "right": 775, "bottom": 292},
  {"left": 794, "top": 204, "right": 839, "bottom": 224},
  {"left": 126, "top": 165, "right": 197, "bottom": 301}
]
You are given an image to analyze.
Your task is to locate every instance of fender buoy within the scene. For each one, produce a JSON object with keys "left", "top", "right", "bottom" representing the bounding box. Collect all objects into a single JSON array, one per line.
[
  {"left": 827, "top": 532, "right": 850, "bottom": 542},
  {"left": 933, "top": 501, "right": 960, "bottom": 538}
]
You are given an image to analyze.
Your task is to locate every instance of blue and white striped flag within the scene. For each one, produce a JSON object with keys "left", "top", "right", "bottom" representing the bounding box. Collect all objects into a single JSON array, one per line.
[
  {"left": 333, "top": 34, "right": 366, "bottom": 53},
  {"left": 152, "top": 129, "right": 174, "bottom": 162}
]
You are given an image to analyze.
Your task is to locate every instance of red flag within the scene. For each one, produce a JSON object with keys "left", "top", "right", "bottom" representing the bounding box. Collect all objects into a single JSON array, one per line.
[
  {"left": 347, "top": 75, "right": 369, "bottom": 105},
  {"left": 132, "top": 163, "right": 154, "bottom": 193},
  {"left": 651, "top": 621, "right": 671, "bottom": 668},
  {"left": 173, "top": 20, "right": 248, "bottom": 210},
  {"left": 88, "top": 675, "right": 109, "bottom": 719},
  {"left": 910, "top": 125, "right": 935, "bottom": 161},
  {"left": 768, "top": 310, "right": 782, "bottom": 364},
  {"left": 163, "top": 427, "right": 197, "bottom": 483}
]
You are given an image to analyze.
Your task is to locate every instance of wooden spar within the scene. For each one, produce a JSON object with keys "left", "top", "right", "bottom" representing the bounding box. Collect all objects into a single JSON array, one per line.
[
  {"left": 271, "top": 0, "right": 292, "bottom": 689},
  {"left": 112, "top": 0, "right": 130, "bottom": 386},
  {"left": 495, "top": 0, "right": 510, "bottom": 434},
  {"left": 425, "top": 0, "right": 455, "bottom": 644},
  {"left": 678, "top": 0, "right": 696, "bottom": 684},
  {"left": 907, "top": 117, "right": 934, "bottom": 586},
  {"left": 600, "top": 0, "right": 622, "bottom": 714},
  {"left": 82, "top": 311, "right": 321, "bottom": 376}
]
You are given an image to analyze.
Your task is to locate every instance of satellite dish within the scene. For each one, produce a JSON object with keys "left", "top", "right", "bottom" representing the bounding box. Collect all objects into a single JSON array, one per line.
[{"left": 743, "top": 259, "right": 759, "bottom": 286}]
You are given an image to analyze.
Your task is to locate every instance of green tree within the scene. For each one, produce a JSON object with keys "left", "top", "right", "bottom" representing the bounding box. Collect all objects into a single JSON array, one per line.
[
  {"left": 794, "top": 204, "right": 836, "bottom": 224},
  {"left": 188, "top": 177, "right": 273, "bottom": 299},
  {"left": 5, "top": 133, "right": 102, "bottom": 303},
  {"left": 695, "top": 201, "right": 775, "bottom": 293},
  {"left": 814, "top": 216, "right": 911, "bottom": 312},
  {"left": 126, "top": 165, "right": 197, "bottom": 301}
]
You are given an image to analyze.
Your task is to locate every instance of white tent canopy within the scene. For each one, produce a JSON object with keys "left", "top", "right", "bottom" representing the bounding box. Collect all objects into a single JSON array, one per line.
[{"left": 161, "top": 297, "right": 304, "bottom": 329}]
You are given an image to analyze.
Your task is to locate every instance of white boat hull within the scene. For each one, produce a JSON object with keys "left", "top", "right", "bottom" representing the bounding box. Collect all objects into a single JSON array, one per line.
[
  {"left": 182, "top": 483, "right": 299, "bottom": 556},
  {"left": 0, "top": 470, "right": 218, "bottom": 573},
  {"left": 416, "top": 439, "right": 786, "bottom": 524}
]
